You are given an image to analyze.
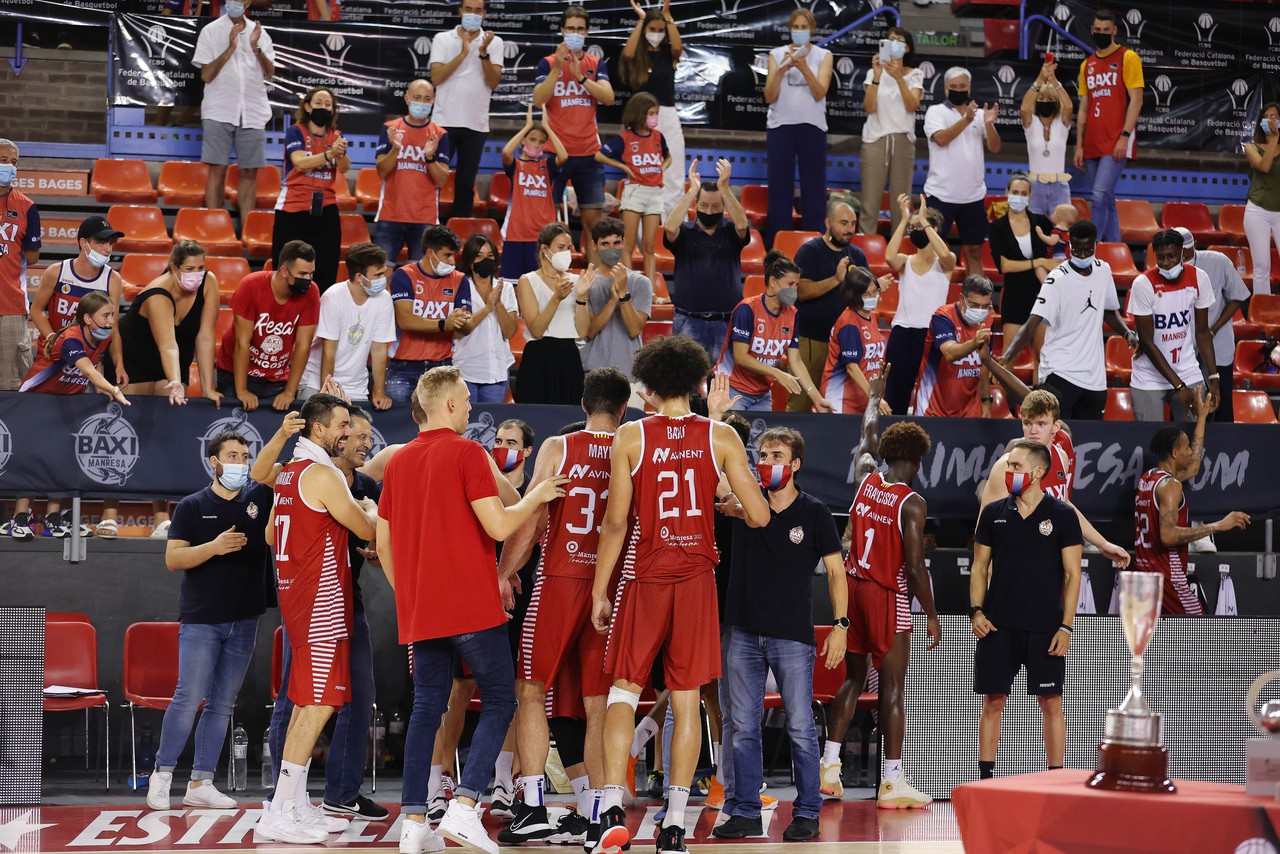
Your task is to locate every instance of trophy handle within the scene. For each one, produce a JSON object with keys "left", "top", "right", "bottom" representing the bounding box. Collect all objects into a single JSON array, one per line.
[{"left": 1247, "top": 671, "right": 1280, "bottom": 733}]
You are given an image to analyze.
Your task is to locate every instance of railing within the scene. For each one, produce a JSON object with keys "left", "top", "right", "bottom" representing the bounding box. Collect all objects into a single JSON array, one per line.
[
  {"left": 1019, "top": 0, "right": 1090, "bottom": 61},
  {"left": 818, "top": 4, "right": 901, "bottom": 49}
]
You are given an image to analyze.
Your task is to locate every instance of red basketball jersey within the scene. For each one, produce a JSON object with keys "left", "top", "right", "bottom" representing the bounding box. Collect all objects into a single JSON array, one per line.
[
  {"left": 502, "top": 155, "right": 558, "bottom": 244},
  {"left": 717, "top": 295, "right": 799, "bottom": 397},
  {"left": 631, "top": 414, "right": 721, "bottom": 582},
  {"left": 821, "top": 308, "right": 885, "bottom": 414},
  {"left": 541, "top": 430, "right": 616, "bottom": 580},
  {"left": 1042, "top": 430, "right": 1075, "bottom": 502},
  {"left": 278, "top": 124, "right": 341, "bottom": 213},
  {"left": 1080, "top": 47, "right": 1137, "bottom": 160},
  {"left": 1134, "top": 467, "right": 1196, "bottom": 608},
  {"left": 847, "top": 471, "right": 916, "bottom": 595},
  {"left": 47, "top": 259, "right": 112, "bottom": 333},
  {"left": 273, "top": 459, "right": 352, "bottom": 645},
  {"left": 914, "top": 302, "right": 991, "bottom": 418},
  {"left": 389, "top": 263, "right": 465, "bottom": 363}
]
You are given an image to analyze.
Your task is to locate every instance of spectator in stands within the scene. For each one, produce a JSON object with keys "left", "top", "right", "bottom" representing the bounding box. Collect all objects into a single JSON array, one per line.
[
  {"left": 790, "top": 199, "right": 870, "bottom": 412},
  {"left": 664, "top": 158, "right": 751, "bottom": 361},
  {"left": 882, "top": 195, "right": 956, "bottom": 414},
  {"left": 1129, "top": 229, "right": 1217, "bottom": 422},
  {"left": 374, "top": 79, "right": 451, "bottom": 265},
  {"left": 915, "top": 274, "right": 994, "bottom": 418},
  {"left": 596, "top": 92, "right": 671, "bottom": 287},
  {"left": 1020, "top": 59, "right": 1073, "bottom": 217},
  {"left": 575, "top": 216, "right": 653, "bottom": 401},
  {"left": 1074, "top": 8, "right": 1143, "bottom": 244},
  {"left": 619, "top": 0, "right": 685, "bottom": 214},
  {"left": 216, "top": 239, "right": 320, "bottom": 413},
  {"left": 454, "top": 234, "right": 518, "bottom": 403},
  {"left": 1244, "top": 101, "right": 1280, "bottom": 297},
  {"left": 1000, "top": 220, "right": 1136, "bottom": 420},
  {"left": 515, "top": 223, "right": 585, "bottom": 405},
  {"left": 1172, "top": 227, "right": 1249, "bottom": 423},
  {"left": 273, "top": 87, "right": 348, "bottom": 292},
  {"left": 820, "top": 266, "right": 888, "bottom": 415},
  {"left": 989, "top": 173, "right": 1056, "bottom": 355},
  {"left": 193, "top": 0, "right": 274, "bottom": 225},
  {"left": 858, "top": 27, "right": 922, "bottom": 236},
  {"left": 717, "top": 250, "right": 834, "bottom": 412},
  {"left": 923, "top": 68, "right": 1000, "bottom": 277},
  {"left": 534, "top": 5, "right": 615, "bottom": 267},
  {"left": 431, "top": 0, "right": 503, "bottom": 220},
  {"left": 388, "top": 225, "right": 471, "bottom": 405},
  {"left": 298, "top": 242, "right": 395, "bottom": 411},
  {"left": 0, "top": 139, "right": 40, "bottom": 391},
  {"left": 763, "top": 8, "right": 833, "bottom": 243},
  {"left": 499, "top": 105, "right": 568, "bottom": 282},
  {"left": 145, "top": 430, "right": 270, "bottom": 814}
]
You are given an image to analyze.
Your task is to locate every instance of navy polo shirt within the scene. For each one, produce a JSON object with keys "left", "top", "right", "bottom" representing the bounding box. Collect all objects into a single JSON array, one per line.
[
  {"left": 793, "top": 236, "right": 869, "bottom": 341},
  {"left": 666, "top": 219, "right": 750, "bottom": 315},
  {"left": 349, "top": 470, "right": 381, "bottom": 612},
  {"left": 724, "top": 490, "right": 842, "bottom": 646},
  {"left": 168, "top": 481, "right": 274, "bottom": 625},
  {"left": 975, "top": 494, "right": 1082, "bottom": 631}
]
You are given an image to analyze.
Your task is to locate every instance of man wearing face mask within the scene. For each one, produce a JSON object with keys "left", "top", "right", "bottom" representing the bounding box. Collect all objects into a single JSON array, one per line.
[
  {"left": 375, "top": 79, "right": 453, "bottom": 265},
  {"left": 574, "top": 216, "right": 653, "bottom": 402},
  {"left": 145, "top": 431, "right": 272, "bottom": 813},
  {"left": 299, "top": 243, "right": 396, "bottom": 411},
  {"left": 914, "top": 275, "right": 995, "bottom": 418},
  {"left": 0, "top": 139, "right": 41, "bottom": 391},
  {"left": 1128, "top": 228, "right": 1217, "bottom": 422}
]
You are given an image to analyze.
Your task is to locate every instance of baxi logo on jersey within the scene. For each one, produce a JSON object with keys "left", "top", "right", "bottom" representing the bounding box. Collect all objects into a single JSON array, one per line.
[
  {"left": 199, "top": 410, "right": 265, "bottom": 479},
  {"left": 463, "top": 411, "right": 498, "bottom": 447},
  {"left": 0, "top": 418, "right": 11, "bottom": 478},
  {"left": 73, "top": 404, "right": 139, "bottom": 486}
]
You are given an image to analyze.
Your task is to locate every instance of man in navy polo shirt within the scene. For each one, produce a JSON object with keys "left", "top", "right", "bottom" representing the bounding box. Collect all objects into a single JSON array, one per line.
[{"left": 146, "top": 431, "right": 273, "bottom": 812}]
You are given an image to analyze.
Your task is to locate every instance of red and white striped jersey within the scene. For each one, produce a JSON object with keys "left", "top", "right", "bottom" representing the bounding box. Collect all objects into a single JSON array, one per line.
[
  {"left": 273, "top": 459, "right": 352, "bottom": 644},
  {"left": 541, "top": 430, "right": 615, "bottom": 580},
  {"left": 847, "top": 471, "right": 917, "bottom": 595}
]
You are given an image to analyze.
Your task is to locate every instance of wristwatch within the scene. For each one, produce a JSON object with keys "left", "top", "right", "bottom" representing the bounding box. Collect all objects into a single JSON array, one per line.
[
  {"left": 832, "top": 617, "right": 850, "bottom": 630},
  {"left": 437, "top": 319, "right": 446, "bottom": 332},
  {"left": 968, "top": 605, "right": 984, "bottom": 618},
  {"left": 479, "top": 53, "right": 490, "bottom": 61},
  {"left": 619, "top": 292, "right": 632, "bottom": 302}
]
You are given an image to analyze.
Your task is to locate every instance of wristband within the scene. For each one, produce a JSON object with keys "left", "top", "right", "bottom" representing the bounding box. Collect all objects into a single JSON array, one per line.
[
  {"left": 479, "top": 53, "right": 490, "bottom": 60},
  {"left": 1208, "top": 373, "right": 1220, "bottom": 381},
  {"left": 575, "top": 299, "right": 588, "bottom": 306},
  {"left": 578, "top": 76, "right": 588, "bottom": 85},
  {"left": 1121, "top": 130, "right": 1131, "bottom": 137},
  {"left": 1059, "top": 624, "right": 1073, "bottom": 634},
  {"left": 968, "top": 605, "right": 984, "bottom": 618},
  {"left": 1174, "top": 382, "right": 1187, "bottom": 392},
  {"left": 868, "top": 80, "right": 879, "bottom": 86},
  {"left": 619, "top": 292, "right": 632, "bottom": 302},
  {"left": 437, "top": 319, "right": 446, "bottom": 332}
]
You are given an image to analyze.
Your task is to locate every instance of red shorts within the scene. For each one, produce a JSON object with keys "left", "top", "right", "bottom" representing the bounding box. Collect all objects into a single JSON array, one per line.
[
  {"left": 605, "top": 572, "right": 720, "bottom": 691},
  {"left": 1159, "top": 566, "right": 1204, "bottom": 616},
  {"left": 288, "top": 639, "right": 351, "bottom": 707},
  {"left": 520, "top": 574, "right": 610, "bottom": 697},
  {"left": 846, "top": 576, "right": 910, "bottom": 669},
  {"left": 546, "top": 667, "right": 588, "bottom": 720}
]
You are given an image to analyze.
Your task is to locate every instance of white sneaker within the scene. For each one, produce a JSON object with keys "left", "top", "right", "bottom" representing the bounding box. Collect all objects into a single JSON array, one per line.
[
  {"left": 876, "top": 776, "right": 932, "bottom": 810},
  {"left": 150, "top": 520, "right": 171, "bottom": 539},
  {"left": 257, "top": 801, "right": 329, "bottom": 844},
  {"left": 400, "top": 817, "right": 446, "bottom": 854},
  {"left": 183, "top": 781, "right": 237, "bottom": 809},
  {"left": 298, "top": 800, "right": 350, "bottom": 832},
  {"left": 1189, "top": 531, "right": 1217, "bottom": 553},
  {"left": 819, "top": 760, "right": 843, "bottom": 799},
  {"left": 438, "top": 801, "right": 498, "bottom": 854},
  {"left": 146, "top": 770, "right": 173, "bottom": 810}
]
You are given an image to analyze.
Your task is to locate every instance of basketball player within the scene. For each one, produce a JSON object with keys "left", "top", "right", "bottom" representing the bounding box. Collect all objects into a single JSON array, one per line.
[
  {"left": 821, "top": 365, "right": 941, "bottom": 809},
  {"left": 261, "top": 393, "right": 380, "bottom": 844},
  {"left": 497, "top": 367, "right": 632, "bottom": 847},
  {"left": 590, "top": 335, "right": 769, "bottom": 854},
  {"left": 1137, "top": 390, "right": 1249, "bottom": 615}
]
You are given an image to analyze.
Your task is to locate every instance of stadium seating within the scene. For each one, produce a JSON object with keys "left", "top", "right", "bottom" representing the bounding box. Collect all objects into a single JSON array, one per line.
[
  {"left": 1105, "top": 388, "right": 1134, "bottom": 421},
  {"left": 983, "top": 17, "right": 1018, "bottom": 56},
  {"left": 739, "top": 185, "right": 769, "bottom": 231},
  {"left": 339, "top": 214, "right": 372, "bottom": 257},
  {"left": 1160, "top": 202, "right": 1226, "bottom": 245},
  {"left": 743, "top": 275, "right": 765, "bottom": 299},
  {"left": 650, "top": 272, "right": 673, "bottom": 322},
  {"left": 1105, "top": 335, "right": 1132, "bottom": 385},
  {"left": 91, "top": 158, "right": 157, "bottom": 204},
  {"left": 333, "top": 175, "right": 357, "bottom": 212},
  {"left": 509, "top": 320, "right": 527, "bottom": 366},
  {"left": 1071, "top": 197, "right": 1091, "bottom": 221},
  {"left": 224, "top": 164, "right": 281, "bottom": 209},
  {"left": 741, "top": 229, "right": 766, "bottom": 275},
  {"left": 851, "top": 234, "right": 890, "bottom": 277},
  {"left": 487, "top": 171, "right": 511, "bottom": 219},
  {"left": 446, "top": 217, "right": 503, "bottom": 250},
  {"left": 1096, "top": 242, "right": 1140, "bottom": 287},
  {"left": 205, "top": 256, "right": 250, "bottom": 301},
  {"left": 242, "top": 210, "right": 274, "bottom": 259},
  {"left": 1248, "top": 294, "right": 1280, "bottom": 335},
  {"left": 173, "top": 208, "right": 242, "bottom": 257},
  {"left": 157, "top": 161, "right": 210, "bottom": 207},
  {"left": 120, "top": 253, "right": 170, "bottom": 293},
  {"left": 108, "top": 205, "right": 172, "bottom": 254},
  {"left": 773, "top": 230, "right": 821, "bottom": 261},
  {"left": 1235, "top": 340, "right": 1280, "bottom": 390},
  {"left": 1117, "top": 200, "right": 1160, "bottom": 245},
  {"left": 1218, "top": 204, "right": 1246, "bottom": 245},
  {"left": 355, "top": 167, "right": 382, "bottom": 212},
  {"left": 1234, "top": 389, "right": 1278, "bottom": 424}
]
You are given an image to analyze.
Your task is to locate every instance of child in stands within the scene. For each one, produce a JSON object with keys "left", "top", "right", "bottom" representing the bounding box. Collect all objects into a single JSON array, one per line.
[
  {"left": 595, "top": 92, "right": 671, "bottom": 287},
  {"left": 501, "top": 104, "right": 569, "bottom": 283}
]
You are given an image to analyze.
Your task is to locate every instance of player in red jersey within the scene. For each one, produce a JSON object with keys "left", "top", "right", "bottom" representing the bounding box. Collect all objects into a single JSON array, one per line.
[
  {"left": 820, "top": 365, "right": 941, "bottom": 809},
  {"left": 590, "top": 335, "right": 769, "bottom": 854},
  {"left": 495, "top": 368, "right": 633, "bottom": 847},
  {"left": 262, "top": 394, "right": 379, "bottom": 845},
  {"left": 1137, "top": 392, "right": 1249, "bottom": 615}
]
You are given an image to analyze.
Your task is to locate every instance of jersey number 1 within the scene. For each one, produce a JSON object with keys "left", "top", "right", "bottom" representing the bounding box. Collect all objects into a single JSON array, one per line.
[{"left": 856, "top": 527, "right": 875, "bottom": 571}]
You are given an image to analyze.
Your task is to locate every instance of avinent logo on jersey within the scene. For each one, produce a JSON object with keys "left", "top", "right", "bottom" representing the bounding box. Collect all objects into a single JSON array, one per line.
[
  {"left": 199, "top": 410, "right": 265, "bottom": 479},
  {"left": 74, "top": 404, "right": 139, "bottom": 486}
]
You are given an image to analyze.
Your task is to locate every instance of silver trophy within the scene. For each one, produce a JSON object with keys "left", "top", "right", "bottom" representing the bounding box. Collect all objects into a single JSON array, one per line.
[{"left": 1245, "top": 671, "right": 1280, "bottom": 797}]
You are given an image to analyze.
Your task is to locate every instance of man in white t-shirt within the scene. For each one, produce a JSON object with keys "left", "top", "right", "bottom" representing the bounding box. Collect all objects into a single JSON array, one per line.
[
  {"left": 299, "top": 242, "right": 396, "bottom": 410},
  {"left": 1172, "top": 227, "right": 1249, "bottom": 423},
  {"left": 1128, "top": 228, "right": 1217, "bottom": 422},
  {"left": 999, "top": 219, "right": 1138, "bottom": 420},
  {"left": 923, "top": 67, "right": 1000, "bottom": 277},
  {"left": 430, "top": 0, "right": 504, "bottom": 219}
]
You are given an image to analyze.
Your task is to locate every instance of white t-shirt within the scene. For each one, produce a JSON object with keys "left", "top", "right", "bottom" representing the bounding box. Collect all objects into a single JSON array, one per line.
[
  {"left": 430, "top": 27, "right": 505, "bottom": 133},
  {"left": 453, "top": 277, "right": 519, "bottom": 385},
  {"left": 862, "top": 67, "right": 924, "bottom": 143},
  {"left": 767, "top": 44, "right": 830, "bottom": 132},
  {"left": 192, "top": 15, "right": 276, "bottom": 129},
  {"left": 1031, "top": 259, "right": 1121, "bottom": 392},
  {"left": 1128, "top": 265, "right": 1215, "bottom": 390},
  {"left": 922, "top": 102, "right": 988, "bottom": 204},
  {"left": 301, "top": 282, "right": 397, "bottom": 400},
  {"left": 1025, "top": 116, "right": 1070, "bottom": 177},
  {"left": 892, "top": 256, "right": 950, "bottom": 329}
]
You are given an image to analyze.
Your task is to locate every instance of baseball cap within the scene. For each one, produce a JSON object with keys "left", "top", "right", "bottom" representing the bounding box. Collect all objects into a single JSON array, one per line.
[
  {"left": 78, "top": 215, "right": 125, "bottom": 242},
  {"left": 1172, "top": 226, "right": 1194, "bottom": 249}
]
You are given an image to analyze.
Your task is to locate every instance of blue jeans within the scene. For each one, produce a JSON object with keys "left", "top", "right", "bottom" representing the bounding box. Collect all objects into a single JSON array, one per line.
[
  {"left": 386, "top": 358, "right": 451, "bottom": 405},
  {"left": 1029, "top": 181, "right": 1071, "bottom": 218},
  {"left": 1084, "top": 156, "right": 1126, "bottom": 243},
  {"left": 765, "top": 123, "right": 828, "bottom": 243},
  {"left": 270, "top": 611, "right": 375, "bottom": 803},
  {"left": 155, "top": 617, "right": 259, "bottom": 778},
  {"left": 672, "top": 313, "right": 729, "bottom": 365},
  {"left": 723, "top": 628, "right": 821, "bottom": 820},
  {"left": 466, "top": 380, "right": 508, "bottom": 404},
  {"left": 376, "top": 221, "right": 426, "bottom": 265},
  {"left": 728, "top": 388, "right": 772, "bottom": 412},
  {"left": 402, "top": 624, "right": 516, "bottom": 812}
]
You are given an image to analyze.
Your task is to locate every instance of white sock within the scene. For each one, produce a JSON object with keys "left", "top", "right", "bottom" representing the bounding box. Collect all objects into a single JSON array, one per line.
[
  {"left": 495, "top": 751, "right": 515, "bottom": 789},
  {"left": 521, "top": 775, "right": 545, "bottom": 807},
  {"left": 883, "top": 759, "right": 902, "bottom": 782},
  {"left": 296, "top": 759, "right": 312, "bottom": 805},
  {"left": 271, "top": 761, "right": 306, "bottom": 811},
  {"left": 570, "top": 776, "right": 591, "bottom": 814},
  {"left": 630, "top": 717, "right": 659, "bottom": 758},
  {"left": 602, "top": 784, "right": 626, "bottom": 812},
  {"left": 428, "top": 765, "right": 443, "bottom": 802},
  {"left": 663, "top": 786, "right": 689, "bottom": 829},
  {"left": 822, "top": 740, "right": 842, "bottom": 765},
  {"left": 589, "top": 789, "right": 603, "bottom": 822}
]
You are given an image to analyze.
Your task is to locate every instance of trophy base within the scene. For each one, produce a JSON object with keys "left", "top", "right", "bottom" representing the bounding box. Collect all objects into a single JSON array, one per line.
[{"left": 1086, "top": 742, "right": 1177, "bottom": 794}]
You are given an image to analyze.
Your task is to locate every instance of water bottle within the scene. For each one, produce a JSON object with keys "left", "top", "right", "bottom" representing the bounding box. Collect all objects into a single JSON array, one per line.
[
  {"left": 135, "top": 724, "right": 155, "bottom": 788},
  {"left": 370, "top": 710, "right": 386, "bottom": 772},
  {"left": 231, "top": 724, "right": 249, "bottom": 791},
  {"left": 260, "top": 728, "right": 273, "bottom": 790},
  {"left": 388, "top": 709, "right": 405, "bottom": 769},
  {"left": 1238, "top": 248, "right": 1248, "bottom": 279}
]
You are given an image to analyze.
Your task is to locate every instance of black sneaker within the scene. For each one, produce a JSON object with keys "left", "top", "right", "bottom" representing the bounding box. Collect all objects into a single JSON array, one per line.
[
  {"left": 644, "top": 770, "right": 665, "bottom": 799},
  {"left": 711, "top": 815, "right": 761, "bottom": 839},
  {"left": 497, "top": 803, "right": 554, "bottom": 844},
  {"left": 322, "top": 795, "right": 389, "bottom": 820},
  {"left": 656, "top": 824, "right": 687, "bottom": 854},
  {"left": 592, "top": 805, "right": 629, "bottom": 854},
  {"left": 583, "top": 821, "right": 600, "bottom": 854},
  {"left": 546, "top": 809, "right": 589, "bottom": 844},
  {"left": 783, "top": 816, "right": 820, "bottom": 841}
]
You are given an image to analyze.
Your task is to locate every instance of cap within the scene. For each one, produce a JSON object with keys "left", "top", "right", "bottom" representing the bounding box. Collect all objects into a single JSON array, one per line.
[
  {"left": 1173, "top": 226, "right": 1194, "bottom": 249},
  {"left": 77, "top": 215, "right": 124, "bottom": 243}
]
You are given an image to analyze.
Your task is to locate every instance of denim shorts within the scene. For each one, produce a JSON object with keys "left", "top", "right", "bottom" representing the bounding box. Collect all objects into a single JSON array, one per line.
[{"left": 554, "top": 155, "right": 605, "bottom": 208}]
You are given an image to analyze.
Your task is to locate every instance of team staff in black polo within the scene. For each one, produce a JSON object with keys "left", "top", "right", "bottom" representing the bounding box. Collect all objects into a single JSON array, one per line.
[{"left": 970, "top": 439, "right": 1082, "bottom": 781}]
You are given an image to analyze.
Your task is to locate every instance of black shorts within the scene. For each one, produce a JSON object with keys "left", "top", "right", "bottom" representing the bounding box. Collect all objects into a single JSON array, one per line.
[
  {"left": 926, "top": 196, "right": 989, "bottom": 245},
  {"left": 973, "top": 626, "right": 1064, "bottom": 696}
]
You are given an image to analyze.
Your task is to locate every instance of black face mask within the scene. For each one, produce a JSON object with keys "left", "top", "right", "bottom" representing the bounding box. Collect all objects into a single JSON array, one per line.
[
  {"left": 697, "top": 210, "right": 724, "bottom": 229},
  {"left": 289, "top": 277, "right": 313, "bottom": 295},
  {"left": 909, "top": 229, "right": 930, "bottom": 249},
  {"left": 471, "top": 257, "right": 496, "bottom": 279},
  {"left": 307, "top": 108, "right": 334, "bottom": 127},
  {"left": 1091, "top": 31, "right": 1113, "bottom": 50},
  {"left": 946, "top": 89, "right": 969, "bottom": 107},
  {"left": 1035, "top": 100, "right": 1058, "bottom": 118}
]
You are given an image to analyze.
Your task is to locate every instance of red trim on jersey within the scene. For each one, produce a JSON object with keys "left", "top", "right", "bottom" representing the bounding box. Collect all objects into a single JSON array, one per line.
[{"left": 847, "top": 471, "right": 916, "bottom": 594}]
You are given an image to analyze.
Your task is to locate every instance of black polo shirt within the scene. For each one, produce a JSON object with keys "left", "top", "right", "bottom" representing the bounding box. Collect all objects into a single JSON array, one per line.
[
  {"left": 793, "top": 236, "right": 869, "bottom": 341},
  {"left": 975, "top": 494, "right": 1082, "bottom": 631},
  {"left": 349, "top": 471, "right": 381, "bottom": 612},
  {"left": 725, "top": 490, "right": 842, "bottom": 646},
  {"left": 168, "top": 481, "right": 274, "bottom": 625},
  {"left": 666, "top": 218, "right": 750, "bottom": 315}
]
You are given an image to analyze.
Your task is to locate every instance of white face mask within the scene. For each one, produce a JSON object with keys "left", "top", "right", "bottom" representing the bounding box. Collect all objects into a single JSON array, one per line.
[
  {"left": 862, "top": 295, "right": 879, "bottom": 311},
  {"left": 430, "top": 252, "right": 455, "bottom": 277},
  {"left": 1159, "top": 263, "right": 1183, "bottom": 281},
  {"left": 87, "top": 248, "right": 112, "bottom": 269},
  {"left": 548, "top": 249, "right": 572, "bottom": 272},
  {"left": 963, "top": 306, "right": 990, "bottom": 324},
  {"left": 645, "top": 31, "right": 665, "bottom": 47}
]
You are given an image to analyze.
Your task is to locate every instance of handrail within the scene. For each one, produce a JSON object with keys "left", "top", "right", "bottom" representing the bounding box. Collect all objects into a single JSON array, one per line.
[
  {"left": 817, "top": 5, "right": 901, "bottom": 49},
  {"left": 1019, "top": 3, "right": 1091, "bottom": 61}
]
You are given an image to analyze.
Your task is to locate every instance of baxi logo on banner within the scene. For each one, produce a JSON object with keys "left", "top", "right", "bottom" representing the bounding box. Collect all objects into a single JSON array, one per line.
[
  {"left": 199, "top": 410, "right": 265, "bottom": 479},
  {"left": 73, "top": 404, "right": 139, "bottom": 487}
]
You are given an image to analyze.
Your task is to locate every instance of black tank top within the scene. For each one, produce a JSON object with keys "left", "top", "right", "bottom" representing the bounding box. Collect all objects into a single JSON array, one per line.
[{"left": 117, "top": 278, "right": 207, "bottom": 383}]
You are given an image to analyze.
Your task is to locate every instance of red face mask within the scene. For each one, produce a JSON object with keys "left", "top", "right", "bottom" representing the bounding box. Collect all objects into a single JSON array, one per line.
[
  {"left": 757, "top": 462, "right": 792, "bottom": 492},
  {"left": 1005, "top": 469, "right": 1031, "bottom": 496},
  {"left": 491, "top": 447, "right": 522, "bottom": 473}
]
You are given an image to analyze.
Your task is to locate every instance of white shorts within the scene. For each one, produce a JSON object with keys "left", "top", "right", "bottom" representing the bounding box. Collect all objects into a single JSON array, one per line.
[{"left": 620, "top": 183, "right": 664, "bottom": 217}]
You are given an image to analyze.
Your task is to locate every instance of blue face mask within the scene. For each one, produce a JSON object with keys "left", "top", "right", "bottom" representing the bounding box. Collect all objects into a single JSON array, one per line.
[
  {"left": 461, "top": 12, "right": 482, "bottom": 31},
  {"left": 887, "top": 39, "right": 907, "bottom": 59},
  {"left": 790, "top": 29, "right": 811, "bottom": 46},
  {"left": 0, "top": 163, "right": 15, "bottom": 186},
  {"left": 408, "top": 101, "right": 432, "bottom": 120},
  {"left": 1069, "top": 253, "right": 1094, "bottom": 270},
  {"left": 224, "top": 0, "right": 245, "bottom": 17},
  {"left": 363, "top": 275, "right": 387, "bottom": 296},
  {"left": 88, "top": 324, "right": 113, "bottom": 341},
  {"left": 1262, "top": 118, "right": 1277, "bottom": 137},
  {"left": 217, "top": 462, "right": 249, "bottom": 491},
  {"left": 564, "top": 32, "right": 585, "bottom": 52},
  {"left": 1007, "top": 194, "right": 1029, "bottom": 213}
]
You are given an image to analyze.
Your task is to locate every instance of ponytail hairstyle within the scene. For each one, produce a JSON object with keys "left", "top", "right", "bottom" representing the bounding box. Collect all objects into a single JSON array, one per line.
[
  {"left": 839, "top": 265, "right": 876, "bottom": 310},
  {"left": 48, "top": 290, "right": 112, "bottom": 358},
  {"left": 763, "top": 249, "right": 800, "bottom": 286}
]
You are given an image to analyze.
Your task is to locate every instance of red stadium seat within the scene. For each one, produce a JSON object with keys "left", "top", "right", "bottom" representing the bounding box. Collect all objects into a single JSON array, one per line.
[
  {"left": 487, "top": 171, "right": 511, "bottom": 219},
  {"left": 173, "top": 208, "right": 242, "bottom": 256},
  {"left": 1096, "top": 242, "right": 1140, "bottom": 287},
  {"left": 108, "top": 205, "right": 172, "bottom": 254},
  {"left": 1235, "top": 340, "right": 1280, "bottom": 390},
  {"left": 123, "top": 622, "right": 181, "bottom": 782},
  {"left": 224, "top": 164, "right": 281, "bottom": 209},
  {"left": 509, "top": 320, "right": 528, "bottom": 366},
  {"left": 339, "top": 214, "right": 372, "bottom": 258},
  {"left": 157, "top": 160, "right": 210, "bottom": 207},
  {"left": 333, "top": 175, "right": 358, "bottom": 212},
  {"left": 989, "top": 385, "right": 1013, "bottom": 418},
  {"left": 1160, "top": 202, "right": 1226, "bottom": 245},
  {"left": 1071, "top": 197, "right": 1091, "bottom": 221},
  {"left": 91, "top": 158, "right": 157, "bottom": 204},
  {"left": 1249, "top": 294, "right": 1280, "bottom": 335},
  {"left": 1218, "top": 204, "right": 1246, "bottom": 245},
  {"left": 739, "top": 185, "right": 769, "bottom": 231},
  {"left": 983, "top": 17, "right": 1019, "bottom": 56},
  {"left": 355, "top": 168, "right": 382, "bottom": 213},
  {"left": 119, "top": 254, "right": 170, "bottom": 291},
  {"left": 205, "top": 256, "right": 250, "bottom": 302},
  {"left": 1234, "top": 390, "right": 1278, "bottom": 424},
  {"left": 632, "top": 239, "right": 675, "bottom": 274},
  {"left": 851, "top": 234, "right": 889, "bottom": 277},
  {"left": 650, "top": 272, "right": 673, "bottom": 321},
  {"left": 447, "top": 217, "right": 503, "bottom": 250},
  {"left": 981, "top": 242, "right": 1002, "bottom": 282},
  {"left": 1105, "top": 335, "right": 1132, "bottom": 385},
  {"left": 641, "top": 320, "right": 671, "bottom": 343},
  {"left": 1117, "top": 199, "right": 1159, "bottom": 245},
  {"left": 1105, "top": 388, "right": 1133, "bottom": 421},
  {"left": 45, "top": 620, "right": 109, "bottom": 790},
  {"left": 242, "top": 210, "right": 274, "bottom": 258},
  {"left": 741, "top": 229, "right": 766, "bottom": 275},
  {"left": 773, "top": 230, "right": 821, "bottom": 260},
  {"left": 743, "top": 275, "right": 766, "bottom": 299}
]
